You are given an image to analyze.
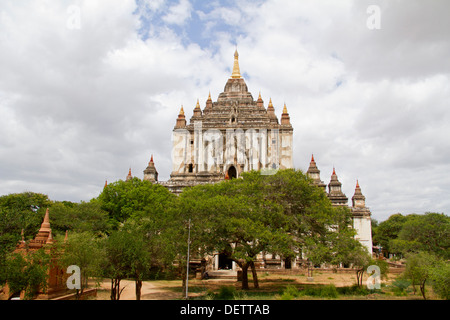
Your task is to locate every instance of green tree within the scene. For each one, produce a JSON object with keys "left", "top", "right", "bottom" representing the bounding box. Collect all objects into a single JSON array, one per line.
[
  {"left": 2, "top": 249, "right": 50, "bottom": 300},
  {"left": 263, "top": 170, "right": 366, "bottom": 280},
  {"left": 101, "top": 228, "right": 156, "bottom": 300},
  {"left": 50, "top": 201, "right": 112, "bottom": 236},
  {"left": 404, "top": 251, "right": 438, "bottom": 299},
  {"left": 0, "top": 192, "right": 52, "bottom": 257},
  {"left": 373, "top": 213, "right": 407, "bottom": 256},
  {"left": 97, "top": 177, "right": 175, "bottom": 227},
  {"left": 101, "top": 230, "right": 130, "bottom": 300},
  {"left": 429, "top": 259, "right": 450, "bottom": 300},
  {"left": 98, "top": 177, "right": 177, "bottom": 299},
  {"left": 177, "top": 171, "right": 290, "bottom": 290},
  {"left": 177, "top": 169, "right": 364, "bottom": 291},
  {"left": 57, "top": 231, "right": 105, "bottom": 299},
  {"left": 391, "top": 212, "right": 449, "bottom": 259},
  {"left": 121, "top": 223, "right": 157, "bottom": 300}
]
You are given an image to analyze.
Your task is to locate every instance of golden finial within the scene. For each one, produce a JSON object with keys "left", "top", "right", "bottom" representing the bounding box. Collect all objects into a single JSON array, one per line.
[
  {"left": 268, "top": 98, "right": 273, "bottom": 108},
  {"left": 208, "top": 91, "right": 212, "bottom": 100},
  {"left": 231, "top": 49, "right": 242, "bottom": 79},
  {"left": 283, "top": 103, "right": 288, "bottom": 114},
  {"left": 179, "top": 105, "right": 185, "bottom": 115},
  {"left": 195, "top": 99, "right": 200, "bottom": 109}
]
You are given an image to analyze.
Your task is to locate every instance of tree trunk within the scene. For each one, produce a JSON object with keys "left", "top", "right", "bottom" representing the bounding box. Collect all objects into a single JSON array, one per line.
[
  {"left": 250, "top": 261, "right": 259, "bottom": 289},
  {"left": 110, "top": 278, "right": 123, "bottom": 300},
  {"left": 241, "top": 263, "right": 250, "bottom": 290},
  {"left": 135, "top": 279, "right": 142, "bottom": 300},
  {"left": 110, "top": 279, "right": 116, "bottom": 300},
  {"left": 420, "top": 280, "right": 427, "bottom": 300},
  {"left": 356, "top": 268, "right": 364, "bottom": 287}
]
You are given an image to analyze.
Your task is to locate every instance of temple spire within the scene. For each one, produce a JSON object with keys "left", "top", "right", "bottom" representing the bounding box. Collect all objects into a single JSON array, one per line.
[
  {"left": 281, "top": 103, "right": 290, "bottom": 125},
  {"left": 328, "top": 167, "right": 348, "bottom": 206},
  {"left": 231, "top": 49, "right": 242, "bottom": 79},
  {"left": 352, "top": 179, "right": 366, "bottom": 208},
  {"left": 193, "top": 99, "right": 202, "bottom": 117},
  {"left": 205, "top": 92, "right": 213, "bottom": 111},
  {"left": 257, "top": 92, "right": 264, "bottom": 109},
  {"left": 41, "top": 208, "right": 51, "bottom": 233},
  {"left": 267, "top": 98, "right": 274, "bottom": 112},
  {"left": 176, "top": 105, "right": 187, "bottom": 128},
  {"left": 306, "top": 153, "right": 326, "bottom": 191},
  {"left": 144, "top": 154, "right": 158, "bottom": 182}
]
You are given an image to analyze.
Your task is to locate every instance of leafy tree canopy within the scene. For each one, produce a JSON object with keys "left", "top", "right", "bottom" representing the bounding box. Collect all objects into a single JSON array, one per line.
[
  {"left": 97, "top": 177, "right": 175, "bottom": 227},
  {"left": 0, "top": 192, "right": 52, "bottom": 256},
  {"left": 391, "top": 212, "right": 449, "bottom": 259}
]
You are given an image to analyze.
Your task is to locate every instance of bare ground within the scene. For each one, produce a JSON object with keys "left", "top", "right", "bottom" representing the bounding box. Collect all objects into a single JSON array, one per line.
[{"left": 93, "top": 269, "right": 405, "bottom": 300}]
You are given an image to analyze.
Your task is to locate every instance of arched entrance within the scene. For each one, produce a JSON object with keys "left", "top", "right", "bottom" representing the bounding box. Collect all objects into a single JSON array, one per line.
[
  {"left": 227, "top": 166, "right": 237, "bottom": 179},
  {"left": 218, "top": 253, "right": 233, "bottom": 270},
  {"left": 284, "top": 257, "right": 292, "bottom": 269}
]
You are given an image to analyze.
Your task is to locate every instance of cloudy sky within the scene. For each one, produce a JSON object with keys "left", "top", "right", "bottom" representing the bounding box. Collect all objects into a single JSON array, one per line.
[{"left": 1, "top": 0, "right": 449, "bottom": 221}]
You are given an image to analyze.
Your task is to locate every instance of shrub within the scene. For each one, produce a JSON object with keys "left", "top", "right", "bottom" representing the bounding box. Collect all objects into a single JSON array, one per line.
[
  {"left": 337, "top": 285, "right": 370, "bottom": 296},
  {"left": 320, "top": 285, "right": 338, "bottom": 298},
  {"left": 280, "top": 285, "right": 300, "bottom": 300},
  {"left": 216, "top": 286, "right": 236, "bottom": 300},
  {"left": 298, "top": 285, "right": 338, "bottom": 298},
  {"left": 430, "top": 261, "right": 450, "bottom": 300},
  {"left": 390, "top": 279, "right": 411, "bottom": 296}
]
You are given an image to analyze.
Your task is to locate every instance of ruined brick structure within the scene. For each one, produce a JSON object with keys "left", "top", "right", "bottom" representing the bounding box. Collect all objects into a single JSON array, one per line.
[{"left": 3, "top": 208, "right": 67, "bottom": 299}]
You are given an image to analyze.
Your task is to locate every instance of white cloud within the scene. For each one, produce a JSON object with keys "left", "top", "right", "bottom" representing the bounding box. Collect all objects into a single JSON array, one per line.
[
  {"left": 0, "top": 0, "right": 449, "bottom": 221},
  {"left": 162, "top": 0, "right": 192, "bottom": 26}
]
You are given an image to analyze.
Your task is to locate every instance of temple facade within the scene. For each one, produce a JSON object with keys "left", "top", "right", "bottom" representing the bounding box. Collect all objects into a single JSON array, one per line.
[
  {"left": 157, "top": 50, "right": 293, "bottom": 194},
  {"left": 130, "top": 51, "right": 373, "bottom": 269}
]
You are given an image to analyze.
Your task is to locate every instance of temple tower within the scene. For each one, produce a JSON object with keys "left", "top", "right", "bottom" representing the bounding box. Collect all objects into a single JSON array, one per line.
[
  {"left": 143, "top": 155, "right": 158, "bottom": 182},
  {"left": 306, "top": 154, "right": 326, "bottom": 191},
  {"left": 126, "top": 168, "right": 133, "bottom": 181},
  {"left": 351, "top": 181, "right": 373, "bottom": 254},
  {"left": 327, "top": 167, "right": 348, "bottom": 206}
]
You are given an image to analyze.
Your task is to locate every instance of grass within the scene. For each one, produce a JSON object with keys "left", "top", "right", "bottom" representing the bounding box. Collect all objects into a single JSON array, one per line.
[{"left": 91, "top": 269, "right": 445, "bottom": 300}]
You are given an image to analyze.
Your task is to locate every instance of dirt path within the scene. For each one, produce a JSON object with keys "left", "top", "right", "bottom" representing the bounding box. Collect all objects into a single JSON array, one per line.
[{"left": 96, "top": 279, "right": 184, "bottom": 300}]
